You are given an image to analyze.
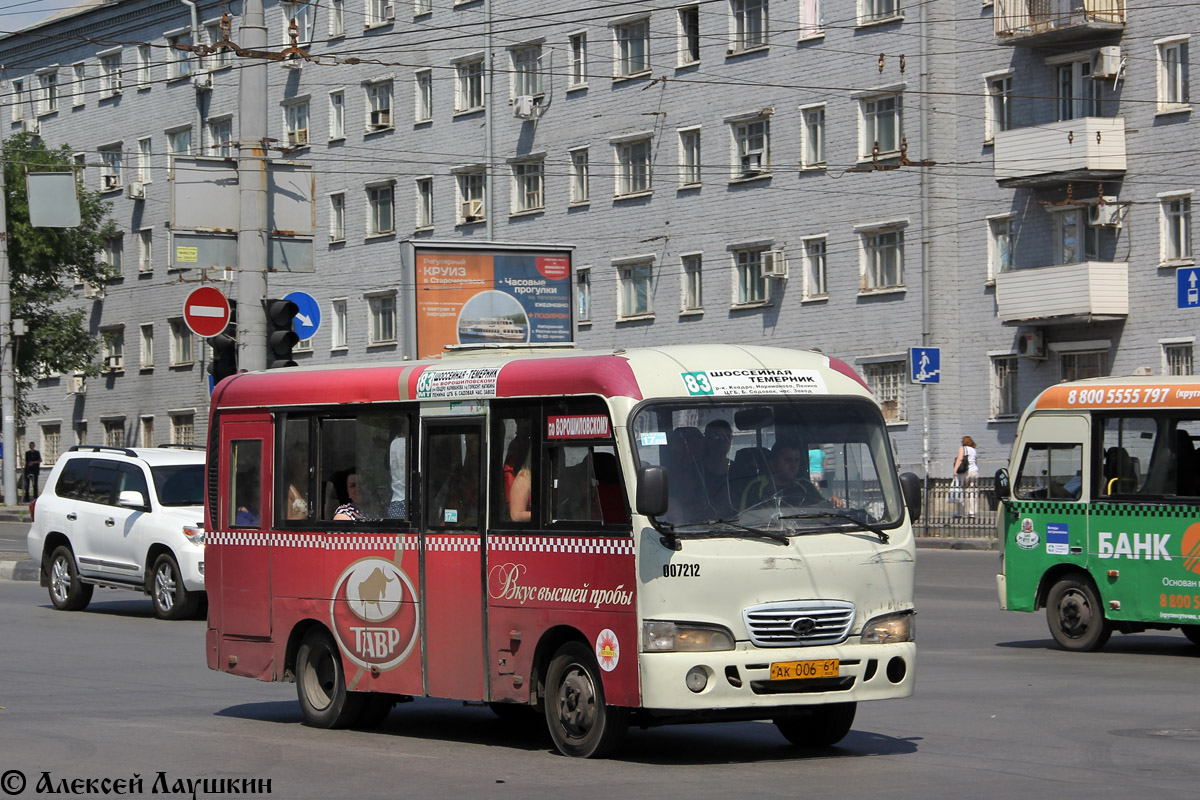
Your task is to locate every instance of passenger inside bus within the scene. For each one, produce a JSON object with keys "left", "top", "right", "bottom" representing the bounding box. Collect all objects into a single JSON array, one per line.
[
  {"left": 234, "top": 469, "right": 260, "bottom": 527},
  {"left": 665, "top": 427, "right": 706, "bottom": 522},
  {"left": 332, "top": 469, "right": 366, "bottom": 521},
  {"left": 739, "top": 440, "right": 838, "bottom": 511},
  {"left": 1175, "top": 430, "right": 1200, "bottom": 496},
  {"left": 387, "top": 425, "right": 407, "bottom": 519},
  {"left": 503, "top": 434, "right": 533, "bottom": 523},
  {"left": 1102, "top": 447, "right": 1139, "bottom": 495},
  {"left": 700, "top": 420, "right": 735, "bottom": 518}
]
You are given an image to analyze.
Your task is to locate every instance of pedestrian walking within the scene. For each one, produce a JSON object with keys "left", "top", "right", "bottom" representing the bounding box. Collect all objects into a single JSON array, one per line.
[{"left": 952, "top": 436, "right": 979, "bottom": 518}]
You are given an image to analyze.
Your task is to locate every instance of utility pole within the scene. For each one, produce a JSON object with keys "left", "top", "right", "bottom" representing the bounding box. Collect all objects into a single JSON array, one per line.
[
  {"left": 236, "top": 0, "right": 269, "bottom": 372},
  {"left": 0, "top": 135, "right": 16, "bottom": 506}
]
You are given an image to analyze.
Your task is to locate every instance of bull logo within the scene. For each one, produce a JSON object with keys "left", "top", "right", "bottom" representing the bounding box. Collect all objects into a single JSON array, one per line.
[
  {"left": 343, "top": 560, "right": 406, "bottom": 623},
  {"left": 331, "top": 557, "right": 419, "bottom": 672}
]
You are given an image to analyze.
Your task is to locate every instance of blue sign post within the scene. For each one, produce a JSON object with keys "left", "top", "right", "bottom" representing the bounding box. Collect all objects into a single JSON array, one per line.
[
  {"left": 284, "top": 291, "right": 321, "bottom": 341},
  {"left": 910, "top": 347, "right": 941, "bottom": 384},
  {"left": 1177, "top": 267, "right": 1200, "bottom": 309}
]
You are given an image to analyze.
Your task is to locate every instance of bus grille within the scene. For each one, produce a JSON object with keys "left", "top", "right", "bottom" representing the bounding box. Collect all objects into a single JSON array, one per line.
[{"left": 742, "top": 600, "right": 855, "bottom": 647}]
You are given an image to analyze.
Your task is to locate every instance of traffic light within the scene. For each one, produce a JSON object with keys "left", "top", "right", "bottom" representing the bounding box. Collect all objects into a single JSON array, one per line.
[
  {"left": 207, "top": 300, "right": 238, "bottom": 384},
  {"left": 264, "top": 298, "right": 299, "bottom": 369}
]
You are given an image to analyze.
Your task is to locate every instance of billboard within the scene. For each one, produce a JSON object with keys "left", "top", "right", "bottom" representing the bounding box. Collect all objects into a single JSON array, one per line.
[{"left": 409, "top": 245, "right": 573, "bottom": 359}]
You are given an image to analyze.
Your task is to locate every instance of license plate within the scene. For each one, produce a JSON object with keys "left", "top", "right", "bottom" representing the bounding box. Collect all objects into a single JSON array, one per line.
[{"left": 769, "top": 659, "right": 839, "bottom": 680}]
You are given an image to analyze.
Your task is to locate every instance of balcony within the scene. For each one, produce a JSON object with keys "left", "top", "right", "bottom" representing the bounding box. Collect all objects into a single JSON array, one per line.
[
  {"left": 994, "top": 0, "right": 1125, "bottom": 46},
  {"left": 995, "top": 260, "right": 1127, "bottom": 325},
  {"left": 993, "top": 117, "right": 1125, "bottom": 188}
]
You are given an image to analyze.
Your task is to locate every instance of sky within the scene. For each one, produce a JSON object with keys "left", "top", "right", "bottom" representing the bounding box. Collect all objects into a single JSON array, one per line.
[{"left": 0, "top": 0, "right": 72, "bottom": 35}]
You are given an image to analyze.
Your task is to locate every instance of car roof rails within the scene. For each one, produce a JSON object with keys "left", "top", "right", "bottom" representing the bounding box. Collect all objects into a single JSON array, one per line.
[{"left": 68, "top": 445, "right": 138, "bottom": 458}]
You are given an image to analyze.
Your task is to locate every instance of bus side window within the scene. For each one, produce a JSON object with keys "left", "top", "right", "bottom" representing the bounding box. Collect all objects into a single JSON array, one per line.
[
  {"left": 230, "top": 440, "right": 263, "bottom": 528},
  {"left": 548, "top": 444, "right": 628, "bottom": 526},
  {"left": 1014, "top": 443, "right": 1082, "bottom": 501},
  {"left": 493, "top": 407, "right": 537, "bottom": 527}
]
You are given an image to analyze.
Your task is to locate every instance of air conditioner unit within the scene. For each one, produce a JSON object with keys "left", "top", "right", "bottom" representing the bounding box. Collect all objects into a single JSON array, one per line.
[
  {"left": 125, "top": 181, "right": 145, "bottom": 199},
  {"left": 461, "top": 198, "right": 484, "bottom": 221},
  {"left": 384, "top": 1, "right": 395, "bottom": 19},
  {"left": 762, "top": 249, "right": 789, "bottom": 279},
  {"left": 1088, "top": 196, "right": 1122, "bottom": 227},
  {"left": 741, "top": 150, "right": 764, "bottom": 176},
  {"left": 1092, "top": 46, "right": 1122, "bottom": 79},
  {"left": 1017, "top": 330, "right": 1046, "bottom": 360},
  {"left": 513, "top": 95, "right": 536, "bottom": 118},
  {"left": 102, "top": 174, "right": 121, "bottom": 191},
  {"left": 281, "top": 58, "right": 304, "bottom": 70},
  {"left": 369, "top": 109, "right": 391, "bottom": 129},
  {"left": 192, "top": 71, "right": 213, "bottom": 89},
  {"left": 104, "top": 355, "right": 123, "bottom": 371},
  {"left": 22, "top": 119, "right": 40, "bottom": 135},
  {"left": 68, "top": 375, "right": 87, "bottom": 394},
  {"left": 288, "top": 128, "right": 309, "bottom": 147}
]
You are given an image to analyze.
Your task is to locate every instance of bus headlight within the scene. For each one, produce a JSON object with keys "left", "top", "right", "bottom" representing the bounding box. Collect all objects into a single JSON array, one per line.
[
  {"left": 860, "top": 611, "right": 915, "bottom": 644},
  {"left": 642, "top": 621, "right": 735, "bottom": 652}
]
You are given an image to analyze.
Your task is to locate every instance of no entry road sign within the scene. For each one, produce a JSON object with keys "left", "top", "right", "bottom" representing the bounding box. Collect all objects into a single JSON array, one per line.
[{"left": 183, "top": 286, "right": 231, "bottom": 338}]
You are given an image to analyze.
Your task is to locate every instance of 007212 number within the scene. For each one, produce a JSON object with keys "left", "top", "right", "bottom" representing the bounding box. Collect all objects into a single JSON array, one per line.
[{"left": 662, "top": 563, "right": 700, "bottom": 578}]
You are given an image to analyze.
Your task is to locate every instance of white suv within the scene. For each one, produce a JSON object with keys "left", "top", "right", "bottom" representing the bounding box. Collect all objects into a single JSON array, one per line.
[{"left": 27, "top": 445, "right": 207, "bottom": 620}]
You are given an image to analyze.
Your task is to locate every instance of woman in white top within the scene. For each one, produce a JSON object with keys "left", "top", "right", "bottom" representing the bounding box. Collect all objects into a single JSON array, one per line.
[{"left": 953, "top": 435, "right": 980, "bottom": 517}]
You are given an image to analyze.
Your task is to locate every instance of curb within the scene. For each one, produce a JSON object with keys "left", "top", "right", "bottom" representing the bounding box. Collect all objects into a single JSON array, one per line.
[{"left": 0, "top": 558, "right": 37, "bottom": 581}]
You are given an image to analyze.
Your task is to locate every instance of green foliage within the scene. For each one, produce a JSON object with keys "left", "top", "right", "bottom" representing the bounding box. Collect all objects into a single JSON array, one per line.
[{"left": 3, "top": 132, "right": 119, "bottom": 417}]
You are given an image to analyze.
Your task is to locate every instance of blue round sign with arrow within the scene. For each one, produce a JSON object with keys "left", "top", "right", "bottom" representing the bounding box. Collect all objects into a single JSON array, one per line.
[{"left": 284, "top": 291, "right": 321, "bottom": 341}]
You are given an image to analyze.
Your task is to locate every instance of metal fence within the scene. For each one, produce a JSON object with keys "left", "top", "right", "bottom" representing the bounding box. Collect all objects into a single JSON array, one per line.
[{"left": 917, "top": 477, "right": 999, "bottom": 540}]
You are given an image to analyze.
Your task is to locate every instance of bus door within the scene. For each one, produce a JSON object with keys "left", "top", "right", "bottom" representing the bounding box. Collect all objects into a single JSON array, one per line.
[
  {"left": 216, "top": 415, "right": 274, "bottom": 639},
  {"left": 421, "top": 419, "right": 486, "bottom": 700}
]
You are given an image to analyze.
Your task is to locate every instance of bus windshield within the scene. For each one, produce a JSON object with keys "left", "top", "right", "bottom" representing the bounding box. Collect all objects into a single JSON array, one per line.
[{"left": 631, "top": 398, "right": 903, "bottom": 534}]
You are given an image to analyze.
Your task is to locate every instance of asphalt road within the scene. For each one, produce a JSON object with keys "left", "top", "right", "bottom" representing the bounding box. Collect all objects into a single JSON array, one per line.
[
  {"left": 0, "top": 520, "right": 30, "bottom": 554},
  {"left": 2, "top": 550, "right": 1199, "bottom": 800}
]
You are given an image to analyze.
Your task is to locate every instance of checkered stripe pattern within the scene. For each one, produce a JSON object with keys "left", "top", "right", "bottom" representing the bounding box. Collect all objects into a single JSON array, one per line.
[
  {"left": 209, "top": 530, "right": 272, "bottom": 547},
  {"left": 208, "top": 531, "right": 418, "bottom": 551},
  {"left": 1090, "top": 504, "right": 1200, "bottom": 518},
  {"left": 489, "top": 536, "right": 635, "bottom": 555},
  {"left": 425, "top": 536, "right": 480, "bottom": 552}
]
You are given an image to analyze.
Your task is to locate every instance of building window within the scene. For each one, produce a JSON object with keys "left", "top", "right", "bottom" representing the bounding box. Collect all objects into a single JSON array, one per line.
[
  {"left": 1056, "top": 59, "right": 1099, "bottom": 121},
  {"left": 1161, "top": 194, "right": 1193, "bottom": 263},
  {"left": 569, "top": 34, "right": 588, "bottom": 86},
  {"left": 734, "top": 248, "right": 769, "bottom": 305},
  {"left": 136, "top": 45, "right": 152, "bottom": 88},
  {"left": 366, "top": 183, "right": 395, "bottom": 235},
  {"left": 136, "top": 138, "right": 153, "bottom": 184},
  {"left": 368, "top": 293, "right": 397, "bottom": 344},
  {"left": 455, "top": 58, "right": 484, "bottom": 111},
  {"left": 678, "top": 7, "right": 700, "bottom": 64},
  {"left": 104, "top": 420, "right": 126, "bottom": 447},
  {"left": 985, "top": 74, "right": 1013, "bottom": 141},
  {"left": 801, "top": 105, "right": 825, "bottom": 168},
  {"left": 614, "top": 18, "right": 650, "bottom": 77},
  {"left": 861, "top": 227, "right": 903, "bottom": 290},
  {"left": 1053, "top": 207, "right": 1108, "bottom": 265},
  {"left": 42, "top": 424, "right": 62, "bottom": 464},
  {"left": 987, "top": 216, "right": 1015, "bottom": 280},
  {"left": 366, "top": 0, "right": 394, "bottom": 27},
  {"left": 140, "top": 416, "right": 154, "bottom": 448},
  {"left": 861, "top": 93, "right": 902, "bottom": 156},
  {"left": 331, "top": 299, "right": 348, "bottom": 349},
  {"left": 861, "top": 0, "right": 899, "bottom": 23},
  {"left": 617, "top": 260, "right": 654, "bottom": 318},
  {"left": 284, "top": 100, "right": 310, "bottom": 147},
  {"left": 511, "top": 45, "right": 544, "bottom": 97},
  {"left": 863, "top": 361, "right": 905, "bottom": 422},
  {"left": 1060, "top": 350, "right": 1107, "bottom": 382},
  {"left": 99, "top": 52, "right": 122, "bottom": 98},
  {"left": 169, "top": 319, "right": 193, "bottom": 365},
  {"left": 366, "top": 80, "right": 393, "bottom": 130},
  {"left": 803, "top": 237, "right": 826, "bottom": 298},
  {"left": 457, "top": 170, "right": 486, "bottom": 222},
  {"left": 140, "top": 323, "right": 154, "bottom": 368},
  {"left": 682, "top": 254, "right": 703, "bottom": 311},
  {"left": 570, "top": 148, "right": 589, "bottom": 204},
  {"left": 732, "top": 116, "right": 769, "bottom": 177},
  {"left": 415, "top": 69, "right": 433, "bottom": 122},
  {"left": 138, "top": 229, "right": 153, "bottom": 273},
  {"left": 101, "top": 327, "right": 125, "bottom": 372},
  {"left": 512, "top": 160, "right": 544, "bottom": 213},
  {"left": 37, "top": 70, "right": 58, "bottom": 114},
  {"left": 206, "top": 22, "right": 232, "bottom": 67},
  {"left": 414, "top": 0, "right": 431, "bottom": 16},
  {"left": 616, "top": 138, "right": 652, "bottom": 196},
  {"left": 329, "top": 91, "right": 345, "bottom": 139},
  {"left": 282, "top": 1, "right": 315, "bottom": 44},
  {"left": 329, "top": 192, "right": 345, "bottom": 241},
  {"left": 576, "top": 268, "right": 592, "bottom": 322},
  {"left": 416, "top": 178, "right": 433, "bottom": 228},
  {"left": 166, "top": 31, "right": 194, "bottom": 79},
  {"left": 990, "top": 355, "right": 1019, "bottom": 419},
  {"left": 72, "top": 64, "right": 86, "bottom": 107},
  {"left": 678, "top": 128, "right": 701, "bottom": 186},
  {"left": 329, "top": 0, "right": 345, "bottom": 37},
  {"left": 170, "top": 413, "right": 195, "bottom": 446},
  {"left": 1156, "top": 38, "right": 1190, "bottom": 111},
  {"left": 99, "top": 145, "right": 123, "bottom": 191},
  {"left": 10, "top": 78, "right": 25, "bottom": 122},
  {"left": 209, "top": 118, "right": 233, "bottom": 157},
  {"left": 1164, "top": 343, "right": 1194, "bottom": 375},
  {"left": 103, "top": 235, "right": 123, "bottom": 271},
  {"left": 731, "top": 0, "right": 767, "bottom": 51},
  {"left": 167, "top": 127, "right": 192, "bottom": 164},
  {"left": 799, "top": 0, "right": 823, "bottom": 38}
]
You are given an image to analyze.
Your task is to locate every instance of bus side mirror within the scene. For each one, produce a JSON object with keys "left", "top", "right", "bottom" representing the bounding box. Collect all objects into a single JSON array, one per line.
[
  {"left": 994, "top": 468, "right": 1011, "bottom": 501},
  {"left": 636, "top": 465, "right": 669, "bottom": 518},
  {"left": 899, "top": 472, "right": 922, "bottom": 523}
]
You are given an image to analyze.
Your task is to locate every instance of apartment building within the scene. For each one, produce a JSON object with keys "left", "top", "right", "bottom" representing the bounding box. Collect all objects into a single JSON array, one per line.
[{"left": 0, "top": 0, "right": 1192, "bottom": 475}]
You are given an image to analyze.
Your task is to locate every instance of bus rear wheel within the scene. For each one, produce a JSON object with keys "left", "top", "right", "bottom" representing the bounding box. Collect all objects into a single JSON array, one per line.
[
  {"left": 544, "top": 642, "right": 628, "bottom": 758},
  {"left": 774, "top": 702, "right": 857, "bottom": 747},
  {"left": 1046, "top": 575, "right": 1111, "bottom": 652},
  {"left": 296, "top": 628, "right": 363, "bottom": 729}
]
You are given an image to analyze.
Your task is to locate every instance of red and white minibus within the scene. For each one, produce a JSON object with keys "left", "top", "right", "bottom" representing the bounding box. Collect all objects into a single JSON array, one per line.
[{"left": 205, "top": 344, "right": 919, "bottom": 757}]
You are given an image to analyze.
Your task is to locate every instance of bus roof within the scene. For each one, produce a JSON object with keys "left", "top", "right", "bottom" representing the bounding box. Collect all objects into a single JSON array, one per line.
[
  {"left": 209, "top": 345, "right": 872, "bottom": 411},
  {"left": 1030, "top": 376, "right": 1200, "bottom": 413}
]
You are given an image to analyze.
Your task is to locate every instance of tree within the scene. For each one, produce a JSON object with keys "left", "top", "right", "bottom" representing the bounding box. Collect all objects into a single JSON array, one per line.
[{"left": 3, "top": 132, "right": 119, "bottom": 417}]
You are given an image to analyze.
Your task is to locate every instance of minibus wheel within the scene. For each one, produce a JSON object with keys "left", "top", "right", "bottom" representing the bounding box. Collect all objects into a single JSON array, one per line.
[
  {"left": 544, "top": 642, "right": 628, "bottom": 758},
  {"left": 1046, "top": 575, "right": 1112, "bottom": 652},
  {"left": 296, "top": 628, "right": 364, "bottom": 728},
  {"left": 48, "top": 545, "right": 93, "bottom": 612},
  {"left": 774, "top": 702, "right": 857, "bottom": 747}
]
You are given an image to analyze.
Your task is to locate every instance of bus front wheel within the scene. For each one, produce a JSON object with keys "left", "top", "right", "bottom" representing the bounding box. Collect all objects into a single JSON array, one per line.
[
  {"left": 1046, "top": 575, "right": 1112, "bottom": 652},
  {"left": 296, "top": 628, "right": 364, "bottom": 729},
  {"left": 544, "top": 642, "right": 628, "bottom": 758},
  {"left": 774, "top": 702, "right": 857, "bottom": 747}
]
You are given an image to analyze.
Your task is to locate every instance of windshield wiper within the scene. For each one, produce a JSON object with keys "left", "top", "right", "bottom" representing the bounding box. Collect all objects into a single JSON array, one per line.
[
  {"left": 668, "top": 519, "right": 791, "bottom": 545},
  {"left": 778, "top": 510, "right": 891, "bottom": 544}
]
